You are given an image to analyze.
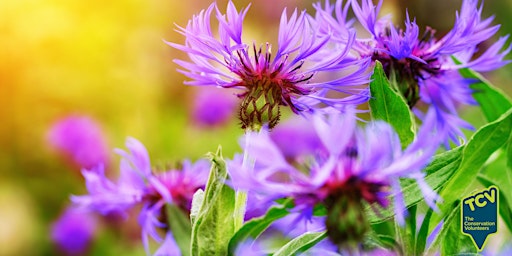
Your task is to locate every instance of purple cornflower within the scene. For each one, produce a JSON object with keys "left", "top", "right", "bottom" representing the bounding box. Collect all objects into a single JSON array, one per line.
[
  {"left": 168, "top": 1, "right": 371, "bottom": 130},
  {"left": 191, "top": 88, "right": 238, "bottom": 127},
  {"left": 313, "top": 0, "right": 511, "bottom": 145},
  {"left": 72, "top": 137, "right": 210, "bottom": 255},
  {"left": 227, "top": 107, "right": 443, "bottom": 249},
  {"left": 47, "top": 115, "right": 110, "bottom": 169},
  {"left": 50, "top": 206, "right": 97, "bottom": 256}
]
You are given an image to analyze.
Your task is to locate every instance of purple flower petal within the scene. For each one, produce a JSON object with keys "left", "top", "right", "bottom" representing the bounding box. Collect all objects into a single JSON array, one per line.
[
  {"left": 153, "top": 232, "right": 181, "bottom": 256},
  {"left": 47, "top": 115, "right": 109, "bottom": 169},
  {"left": 51, "top": 206, "right": 97, "bottom": 255}
]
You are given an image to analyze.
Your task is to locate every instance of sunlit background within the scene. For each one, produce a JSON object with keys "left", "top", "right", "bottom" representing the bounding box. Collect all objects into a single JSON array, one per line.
[{"left": 1, "top": 0, "right": 511, "bottom": 255}]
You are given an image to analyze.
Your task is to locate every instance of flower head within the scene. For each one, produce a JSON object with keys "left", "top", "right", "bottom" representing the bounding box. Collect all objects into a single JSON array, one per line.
[
  {"left": 168, "top": 1, "right": 371, "bottom": 130},
  {"left": 314, "top": 0, "right": 511, "bottom": 144},
  {"left": 51, "top": 206, "right": 97, "bottom": 256},
  {"left": 227, "top": 108, "right": 443, "bottom": 248},
  {"left": 191, "top": 88, "right": 238, "bottom": 127},
  {"left": 47, "top": 115, "right": 109, "bottom": 169},
  {"left": 72, "top": 137, "right": 210, "bottom": 255}
]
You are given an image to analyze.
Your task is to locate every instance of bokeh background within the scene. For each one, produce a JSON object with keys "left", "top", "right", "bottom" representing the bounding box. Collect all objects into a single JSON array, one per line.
[{"left": 1, "top": 0, "right": 511, "bottom": 255}]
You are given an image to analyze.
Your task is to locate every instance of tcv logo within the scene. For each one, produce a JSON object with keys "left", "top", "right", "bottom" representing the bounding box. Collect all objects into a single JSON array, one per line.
[{"left": 461, "top": 186, "right": 498, "bottom": 251}]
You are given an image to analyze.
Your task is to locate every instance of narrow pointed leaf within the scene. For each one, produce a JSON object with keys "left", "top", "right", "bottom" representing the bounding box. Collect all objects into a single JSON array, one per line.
[
  {"left": 454, "top": 57, "right": 512, "bottom": 122},
  {"left": 369, "top": 61, "right": 415, "bottom": 148},
  {"left": 272, "top": 232, "right": 327, "bottom": 256},
  {"left": 396, "top": 205, "right": 416, "bottom": 256},
  {"left": 364, "top": 232, "right": 402, "bottom": 254},
  {"left": 477, "top": 148, "right": 512, "bottom": 233},
  {"left": 478, "top": 174, "right": 512, "bottom": 233},
  {"left": 228, "top": 199, "right": 293, "bottom": 255},
  {"left": 507, "top": 134, "right": 512, "bottom": 170},
  {"left": 415, "top": 207, "right": 433, "bottom": 255},
  {"left": 436, "top": 109, "right": 512, "bottom": 219},
  {"left": 166, "top": 204, "right": 192, "bottom": 256},
  {"left": 191, "top": 146, "right": 236, "bottom": 256},
  {"left": 427, "top": 201, "right": 477, "bottom": 255}
]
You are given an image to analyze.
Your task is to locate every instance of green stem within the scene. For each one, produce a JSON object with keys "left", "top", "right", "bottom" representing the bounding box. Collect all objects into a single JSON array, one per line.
[
  {"left": 234, "top": 131, "right": 255, "bottom": 231},
  {"left": 234, "top": 190, "right": 247, "bottom": 231}
]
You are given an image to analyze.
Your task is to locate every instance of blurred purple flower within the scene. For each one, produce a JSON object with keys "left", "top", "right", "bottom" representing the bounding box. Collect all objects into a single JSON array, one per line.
[
  {"left": 72, "top": 137, "right": 210, "bottom": 255},
  {"left": 227, "top": 107, "right": 444, "bottom": 247},
  {"left": 191, "top": 88, "right": 237, "bottom": 127},
  {"left": 51, "top": 206, "right": 97, "bottom": 256},
  {"left": 269, "top": 116, "right": 323, "bottom": 159},
  {"left": 47, "top": 115, "right": 109, "bottom": 169},
  {"left": 168, "top": 1, "right": 371, "bottom": 130},
  {"left": 313, "top": 0, "right": 511, "bottom": 145}
]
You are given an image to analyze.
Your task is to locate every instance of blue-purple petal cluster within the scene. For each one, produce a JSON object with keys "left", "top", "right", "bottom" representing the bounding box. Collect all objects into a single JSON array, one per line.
[
  {"left": 314, "top": 0, "right": 510, "bottom": 145},
  {"left": 228, "top": 107, "right": 443, "bottom": 227},
  {"left": 168, "top": 1, "right": 372, "bottom": 129},
  {"left": 72, "top": 137, "right": 210, "bottom": 255}
]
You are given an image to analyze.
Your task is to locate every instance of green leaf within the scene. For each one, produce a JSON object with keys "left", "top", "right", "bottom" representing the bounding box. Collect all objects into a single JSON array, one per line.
[
  {"left": 395, "top": 206, "right": 416, "bottom": 256},
  {"left": 478, "top": 149, "right": 512, "bottom": 210},
  {"left": 369, "top": 221, "right": 395, "bottom": 239},
  {"left": 478, "top": 174, "right": 512, "bottom": 233},
  {"left": 367, "top": 146, "right": 463, "bottom": 223},
  {"left": 363, "top": 233, "right": 402, "bottom": 254},
  {"left": 436, "top": 108, "right": 512, "bottom": 219},
  {"left": 369, "top": 61, "right": 415, "bottom": 148},
  {"left": 477, "top": 148, "right": 512, "bottom": 233},
  {"left": 427, "top": 201, "right": 477, "bottom": 255},
  {"left": 454, "top": 57, "right": 512, "bottom": 122},
  {"left": 190, "top": 146, "right": 236, "bottom": 256},
  {"left": 507, "top": 134, "right": 512, "bottom": 170},
  {"left": 272, "top": 232, "right": 327, "bottom": 256},
  {"left": 415, "top": 207, "right": 433, "bottom": 255},
  {"left": 365, "top": 220, "right": 399, "bottom": 253},
  {"left": 228, "top": 199, "right": 293, "bottom": 255},
  {"left": 456, "top": 62, "right": 512, "bottom": 215},
  {"left": 234, "top": 191, "right": 248, "bottom": 231},
  {"left": 166, "top": 204, "right": 192, "bottom": 256}
]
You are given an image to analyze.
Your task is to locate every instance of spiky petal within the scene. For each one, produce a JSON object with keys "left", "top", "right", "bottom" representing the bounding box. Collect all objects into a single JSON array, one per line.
[{"left": 168, "top": 1, "right": 371, "bottom": 130}]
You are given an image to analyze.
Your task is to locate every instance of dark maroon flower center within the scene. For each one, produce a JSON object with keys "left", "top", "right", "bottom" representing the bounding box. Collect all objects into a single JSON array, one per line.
[
  {"left": 324, "top": 176, "right": 389, "bottom": 207},
  {"left": 323, "top": 176, "right": 389, "bottom": 249},
  {"left": 143, "top": 171, "right": 204, "bottom": 231},
  {"left": 225, "top": 44, "right": 313, "bottom": 130},
  {"left": 373, "top": 27, "right": 442, "bottom": 107}
]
